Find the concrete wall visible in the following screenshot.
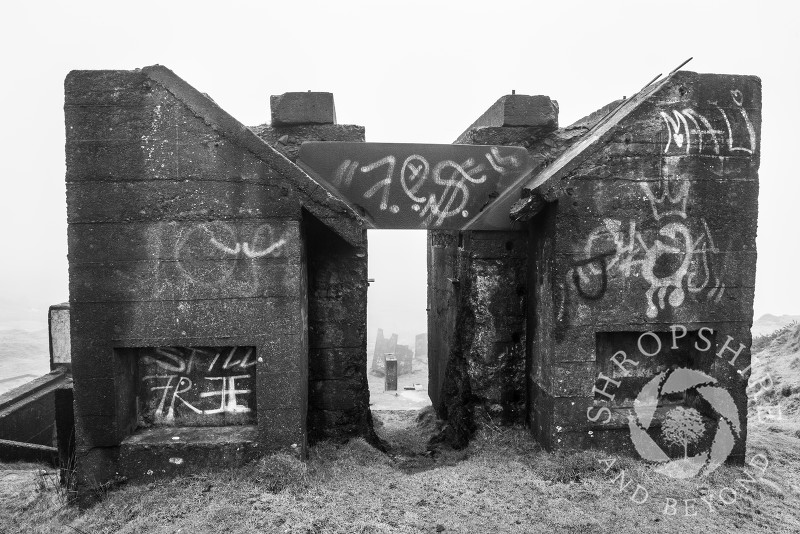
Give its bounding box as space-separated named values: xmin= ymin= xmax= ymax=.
xmin=252 ymin=99 xmax=375 ymax=444
xmin=0 ymin=372 xmax=64 ymax=446
xmin=426 ymin=95 xmax=559 ymax=444
xmin=0 ymin=370 xmax=72 ymax=466
xmin=305 ymin=215 xmax=373 ymax=443
xmin=65 ymin=68 xmax=364 ymax=492
xmin=428 ymin=230 xmax=528 ymax=445
xmin=427 ymin=230 xmax=459 ymax=414
xmin=530 ymin=72 xmax=761 ymax=462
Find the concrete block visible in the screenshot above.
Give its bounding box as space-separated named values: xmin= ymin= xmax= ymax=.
xmin=466 ymin=94 xmax=558 ymax=132
xmin=119 ymin=426 xmax=260 ymax=482
xmin=49 ymin=303 xmax=71 ymax=369
xmin=270 ymin=92 xmax=336 ymax=125
xmin=385 ymin=358 xmax=398 ymax=391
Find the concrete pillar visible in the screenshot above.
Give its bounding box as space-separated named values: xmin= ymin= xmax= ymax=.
xmin=385 ymin=357 xmax=397 ymax=391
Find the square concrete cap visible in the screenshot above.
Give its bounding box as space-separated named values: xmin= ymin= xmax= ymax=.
xmin=270 ymin=92 xmax=337 ymax=125
xmin=472 ymin=94 xmax=559 ymax=129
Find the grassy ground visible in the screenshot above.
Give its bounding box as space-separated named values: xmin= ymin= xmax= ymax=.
xmin=2 ymin=409 xmax=799 ymax=534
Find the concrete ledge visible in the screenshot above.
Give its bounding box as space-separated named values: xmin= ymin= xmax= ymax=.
xmin=0 ymin=370 xmax=68 ymax=412
xmin=0 ymin=439 xmax=58 ymax=465
xmin=119 ymin=426 xmax=262 ymax=481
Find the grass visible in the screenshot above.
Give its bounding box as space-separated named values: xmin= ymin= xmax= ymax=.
xmin=752 ymin=321 xmax=799 ymax=353
xmin=1 ymin=411 xmax=799 ymax=533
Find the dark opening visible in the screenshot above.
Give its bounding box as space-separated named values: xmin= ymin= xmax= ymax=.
xmin=131 ymin=346 xmax=257 ymax=428
xmin=593 ymin=330 xmax=718 ymax=458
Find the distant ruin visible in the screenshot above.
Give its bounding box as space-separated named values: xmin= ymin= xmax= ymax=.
xmin=370 ymin=329 xmax=414 ymax=377
xmin=55 ymin=65 xmax=759 ymax=499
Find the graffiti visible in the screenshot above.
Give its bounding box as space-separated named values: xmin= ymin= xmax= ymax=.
xmin=572 ymin=180 xmax=724 ymax=318
xmin=139 ymin=346 xmax=256 ymax=426
xmin=333 ymin=152 xmax=511 ymax=227
xmin=298 ymin=142 xmax=532 ymax=229
xmin=173 ymin=222 xmax=287 ymax=286
xmin=660 ymin=89 xmax=757 ymax=156
xmin=571 ymin=249 xmax=617 ymax=300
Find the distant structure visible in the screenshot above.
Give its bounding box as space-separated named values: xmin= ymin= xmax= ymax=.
xmin=414 ymin=333 xmax=428 ymax=360
xmin=371 ymin=329 xmax=413 ymax=376
xmin=0 ymin=303 xmax=73 ymax=471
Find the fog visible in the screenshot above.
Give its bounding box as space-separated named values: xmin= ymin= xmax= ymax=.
xmin=367 ymin=230 xmax=428 ymax=349
xmin=0 ymin=1 xmax=797 ymax=332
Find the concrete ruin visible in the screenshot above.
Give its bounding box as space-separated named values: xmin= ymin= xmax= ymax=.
xmin=62 ymin=65 xmax=760 ymax=497
xmin=371 ymin=329 xmax=413 ymax=377
xmin=0 ymin=304 xmax=74 ymax=468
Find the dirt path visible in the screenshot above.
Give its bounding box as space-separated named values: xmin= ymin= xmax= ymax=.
xmin=372 ymin=409 xmax=467 ymax=474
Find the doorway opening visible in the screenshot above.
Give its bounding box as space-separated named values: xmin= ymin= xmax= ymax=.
xmin=366 ymin=229 xmax=431 ymax=411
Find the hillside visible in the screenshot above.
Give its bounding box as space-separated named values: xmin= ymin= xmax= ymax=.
xmin=751 ymin=314 xmax=800 ymax=338
xmin=749 ymin=321 xmax=800 ymax=420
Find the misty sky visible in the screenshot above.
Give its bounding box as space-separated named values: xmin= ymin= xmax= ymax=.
xmin=0 ymin=1 xmax=797 ymax=333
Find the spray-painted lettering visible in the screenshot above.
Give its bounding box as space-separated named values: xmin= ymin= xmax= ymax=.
xmin=138 ymin=346 xmax=256 ymax=427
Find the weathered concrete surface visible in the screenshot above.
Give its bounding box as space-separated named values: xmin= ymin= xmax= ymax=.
xmin=525 ymin=71 xmax=761 ymax=464
xmin=430 ymin=231 xmax=528 ymax=447
xmin=395 ymin=344 xmax=413 ymax=375
xmin=254 ymin=98 xmax=375 ymax=446
xmin=428 ymin=92 xmax=560 ymax=446
xmin=65 ymin=66 xmax=365 ymax=498
xmin=118 ymin=426 xmax=261 ymax=482
xmin=49 ymin=303 xmax=71 ymax=370
xmin=304 ymin=214 xmax=375 ymax=444
xmin=270 ymin=92 xmax=336 ymax=126
xmin=457 ymin=94 xmax=559 ymax=138
xmin=0 ymin=371 xmax=69 ymax=448
xmin=385 ymin=358 xmax=398 ymax=391
xmin=250 ymin=123 xmax=365 ymax=164
xmin=0 ymin=439 xmax=57 ymax=465
xmin=427 ymin=231 xmax=459 ymax=414
xmin=0 ymin=364 xmax=73 ymax=471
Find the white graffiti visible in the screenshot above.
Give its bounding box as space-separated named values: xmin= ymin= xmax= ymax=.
xmin=141 ymin=346 xmax=256 ymax=373
xmin=141 ymin=347 xmax=255 ymax=424
xmin=573 ymin=180 xmax=725 ymax=318
xmin=144 ymin=374 xmax=252 ymax=423
xmin=332 ymin=150 xmax=522 ymax=227
xmin=174 ymin=222 xmax=287 ymax=286
xmin=207 ymin=237 xmax=286 ymax=258
xmin=660 ymin=89 xmax=756 ymax=156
